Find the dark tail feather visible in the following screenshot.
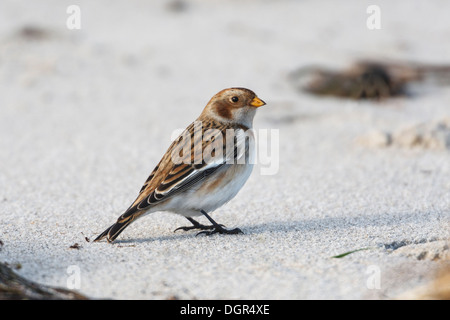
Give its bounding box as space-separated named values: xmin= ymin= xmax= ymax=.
xmin=94 ymin=216 xmax=134 ymax=243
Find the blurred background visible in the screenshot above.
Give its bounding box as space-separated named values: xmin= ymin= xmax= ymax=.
xmin=1 ymin=0 xmax=449 ymax=191
xmin=0 ymin=0 xmax=449 ymax=299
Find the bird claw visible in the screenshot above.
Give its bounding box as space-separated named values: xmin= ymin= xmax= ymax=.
xmin=173 ymin=226 xmax=196 ymax=232
xmin=196 ymin=226 xmax=243 ymax=236
xmin=175 ymin=213 xmax=242 ymax=236
xmin=173 ymin=224 xmax=220 ymax=233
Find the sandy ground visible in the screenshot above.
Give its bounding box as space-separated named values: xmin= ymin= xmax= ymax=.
xmin=1 ymin=0 xmax=449 ymax=299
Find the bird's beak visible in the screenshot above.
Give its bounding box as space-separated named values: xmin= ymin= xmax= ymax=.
xmin=250 ymin=96 xmax=266 ymax=107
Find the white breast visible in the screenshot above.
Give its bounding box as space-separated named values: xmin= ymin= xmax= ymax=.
xmin=152 ymin=128 xmax=256 ymax=217
xmin=157 ymin=163 xmax=253 ymax=217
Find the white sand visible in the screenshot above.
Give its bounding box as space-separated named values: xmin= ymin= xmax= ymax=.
xmin=0 ymin=0 xmax=449 ymax=299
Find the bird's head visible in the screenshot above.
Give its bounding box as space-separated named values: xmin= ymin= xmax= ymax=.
xmin=201 ymin=87 xmax=266 ymax=127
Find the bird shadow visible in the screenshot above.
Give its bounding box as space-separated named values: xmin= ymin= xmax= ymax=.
xmin=113 ymin=231 xmax=194 ymax=245
xmin=111 ymin=210 xmax=440 ymax=245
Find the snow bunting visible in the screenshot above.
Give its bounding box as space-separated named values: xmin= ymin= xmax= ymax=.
xmin=94 ymin=88 xmax=266 ymax=243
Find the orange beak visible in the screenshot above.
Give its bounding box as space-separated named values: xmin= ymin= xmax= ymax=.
xmin=250 ymin=96 xmax=266 ymax=107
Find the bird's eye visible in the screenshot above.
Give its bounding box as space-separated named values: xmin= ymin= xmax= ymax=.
xmin=231 ymin=96 xmax=239 ymax=103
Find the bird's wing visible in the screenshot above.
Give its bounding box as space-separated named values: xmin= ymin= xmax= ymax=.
xmin=118 ymin=120 xmax=250 ymax=219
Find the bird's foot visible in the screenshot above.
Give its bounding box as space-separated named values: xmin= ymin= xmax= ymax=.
xmin=196 ymin=225 xmax=243 ymax=236
xmin=174 ymin=223 xmax=215 ymax=232
xmin=174 ymin=217 xmax=223 ymax=233
xmin=195 ymin=210 xmax=243 ymax=236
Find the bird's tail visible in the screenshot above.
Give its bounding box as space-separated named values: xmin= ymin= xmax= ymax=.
xmin=94 ymin=215 xmax=135 ymax=243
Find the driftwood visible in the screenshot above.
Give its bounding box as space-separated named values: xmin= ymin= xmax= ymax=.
xmin=289 ymin=60 xmax=450 ymax=100
xmin=0 ymin=262 xmax=88 ymax=300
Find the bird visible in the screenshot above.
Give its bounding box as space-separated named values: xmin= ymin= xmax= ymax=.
xmin=94 ymin=87 xmax=266 ymax=243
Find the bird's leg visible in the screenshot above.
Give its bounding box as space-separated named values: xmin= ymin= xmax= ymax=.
xmin=196 ymin=210 xmax=243 ymax=236
xmin=173 ymin=217 xmax=216 ymax=233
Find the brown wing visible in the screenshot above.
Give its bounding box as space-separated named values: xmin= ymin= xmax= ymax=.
xmin=117 ymin=119 xmax=246 ymax=220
